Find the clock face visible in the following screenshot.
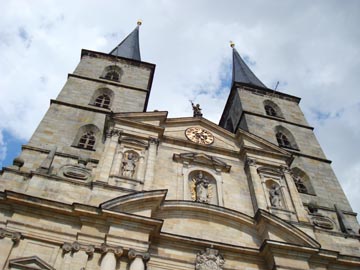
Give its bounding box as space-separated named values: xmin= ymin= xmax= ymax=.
xmin=185 ymin=127 xmax=214 ymax=145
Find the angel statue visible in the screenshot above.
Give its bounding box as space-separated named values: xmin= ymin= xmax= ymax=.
xmin=191 ymin=172 xmax=211 ymax=203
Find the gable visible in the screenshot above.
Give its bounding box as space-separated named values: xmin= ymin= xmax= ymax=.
xmin=9 ymin=256 xmax=55 ymax=270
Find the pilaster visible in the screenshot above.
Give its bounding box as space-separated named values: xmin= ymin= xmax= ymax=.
xmin=143 ymin=138 xmax=159 ymax=190
xmin=0 ymin=228 xmax=21 ymax=269
xmin=245 ymin=158 xmax=267 ymax=211
xmin=281 ymin=165 xmax=309 ymax=222
xmin=128 ymin=249 xmax=150 ymax=270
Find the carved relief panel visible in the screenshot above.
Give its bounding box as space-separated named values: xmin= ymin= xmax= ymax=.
xmin=195 ymin=247 xmax=225 ymax=270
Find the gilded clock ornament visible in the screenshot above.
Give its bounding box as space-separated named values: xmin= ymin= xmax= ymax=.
xmin=185 ymin=127 xmax=214 ymax=145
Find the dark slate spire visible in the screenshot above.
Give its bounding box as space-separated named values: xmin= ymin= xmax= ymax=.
xmin=109 ymin=21 xmax=142 ymax=61
xmin=231 ymin=43 xmax=266 ymax=88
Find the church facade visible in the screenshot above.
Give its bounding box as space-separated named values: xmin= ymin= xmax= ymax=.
xmin=0 ymin=23 xmax=359 ymax=270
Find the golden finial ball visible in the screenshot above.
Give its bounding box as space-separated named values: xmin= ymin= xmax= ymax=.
xmin=137 ymin=20 xmax=142 ymax=26
xmin=230 ymin=41 xmax=235 ymax=48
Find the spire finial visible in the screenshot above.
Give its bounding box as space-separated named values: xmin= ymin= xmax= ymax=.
xmin=137 ymin=20 xmax=142 ymax=26
xmin=230 ymin=41 xmax=235 ymax=48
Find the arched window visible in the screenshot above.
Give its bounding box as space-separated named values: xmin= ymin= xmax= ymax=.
xmin=101 ymin=65 xmax=122 ymax=82
xmin=265 ymin=105 xmax=277 ymax=117
xmin=291 ymin=167 xmax=315 ymax=195
xmin=94 ymin=94 xmax=111 ymax=109
xmin=90 ymin=88 xmax=114 ymax=110
xmin=274 ymin=126 xmax=298 ymax=150
xmin=78 ymin=131 xmax=96 ymax=150
xmin=73 ymin=124 xmax=100 ymax=151
xmin=263 ymin=100 xmax=283 ymax=118
xmin=276 ymin=132 xmax=291 ymax=148
xmin=105 ymin=70 xmax=119 ymax=81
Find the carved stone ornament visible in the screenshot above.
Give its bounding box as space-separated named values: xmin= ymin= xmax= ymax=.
xmin=311 ymin=216 xmax=334 ymax=230
xmin=195 ymin=248 xmax=224 ymax=270
xmin=60 ymin=165 xmax=91 ymax=180
xmin=107 ymin=128 xmax=122 ymax=138
xmin=185 ymin=127 xmax=214 ymax=145
xmin=245 ymin=157 xmax=256 ymax=167
xmin=128 ymin=249 xmax=150 ymax=261
xmin=100 ymin=243 xmax=124 ymax=257
xmin=0 ymin=228 xmax=21 ymax=242
xmin=62 ymin=241 xmax=95 ymax=256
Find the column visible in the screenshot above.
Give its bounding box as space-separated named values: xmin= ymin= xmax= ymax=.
xmin=137 ymin=151 xmax=147 ymax=182
xmin=143 ymin=138 xmax=158 ymax=190
xmin=60 ymin=243 xmax=72 ymax=270
xmin=128 ymin=249 xmax=150 ymax=270
xmin=281 ymin=166 xmax=309 ymax=222
xmin=0 ymin=228 xmax=21 ymax=269
xmin=245 ymin=158 xmax=267 ymax=211
xmin=96 ymin=128 xmax=121 ymax=183
xmin=110 ymin=147 xmax=124 ymax=176
xmin=100 ymin=244 xmax=123 ymax=270
xmin=69 ymin=242 xmax=95 ymax=270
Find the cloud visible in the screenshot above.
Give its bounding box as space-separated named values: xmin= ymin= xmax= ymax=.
xmin=0 ymin=0 xmax=359 ymax=218
xmin=0 ymin=132 xmax=7 ymax=167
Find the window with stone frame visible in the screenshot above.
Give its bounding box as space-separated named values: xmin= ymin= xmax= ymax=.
xmin=263 ymin=100 xmax=284 ymax=118
xmin=265 ymin=105 xmax=277 ymax=117
xmin=78 ymin=131 xmax=96 ymax=150
xmin=276 ymin=132 xmax=293 ymax=148
xmin=274 ymin=126 xmax=298 ymax=150
xmin=102 ymin=65 xmax=122 ymax=82
xmin=291 ymin=167 xmax=315 ymax=195
xmin=104 ymin=70 xmax=120 ymax=81
xmin=94 ymin=94 xmax=111 ymax=109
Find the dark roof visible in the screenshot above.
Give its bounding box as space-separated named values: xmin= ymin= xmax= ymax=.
xmin=232 ymin=47 xmax=266 ymax=88
xmin=109 ymin=26 xmax=141 ymax=61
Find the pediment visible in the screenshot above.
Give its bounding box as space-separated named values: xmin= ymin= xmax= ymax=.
xmin=9 ymin=256 xmax=55 ymax=270
xmin=164 ymin=117 xmax=238 ymax=151
xmin=173 ymin=152 xmax=231 ymax=172
xmin=155 ymin=201 xmax=320 ymax=250
xmin=100 ymin=189 xmax=167 ymax=217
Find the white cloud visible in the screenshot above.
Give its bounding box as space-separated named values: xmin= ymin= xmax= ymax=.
xmin=0 ymin=0 xmax=359 ymax=217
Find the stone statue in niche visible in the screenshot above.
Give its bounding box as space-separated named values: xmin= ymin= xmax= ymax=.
xmin=269 ymin=184 xmax=282 ymax=207
xmin=195 ymin=247 xmax=224 ymax=270
xmin=121 ymin=152 xmax=138 ymax=178
xmin=191 ymin=171 xmax=212 ymax=203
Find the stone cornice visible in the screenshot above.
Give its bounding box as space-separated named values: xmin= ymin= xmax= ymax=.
xmin=21 ymin=144 xmax=100 ymax=164
xmin=239 ymin=110 xmax=314 ymax=130
xmin=69 ymin=73 xmax=150 ymax=93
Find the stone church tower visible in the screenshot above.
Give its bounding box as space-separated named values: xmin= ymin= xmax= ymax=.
xmin=0 ymin=23 xmax=359 ymax=270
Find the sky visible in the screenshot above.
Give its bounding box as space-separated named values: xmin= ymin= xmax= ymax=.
xmin=0 ymin=1 xmax=359 ymax=217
